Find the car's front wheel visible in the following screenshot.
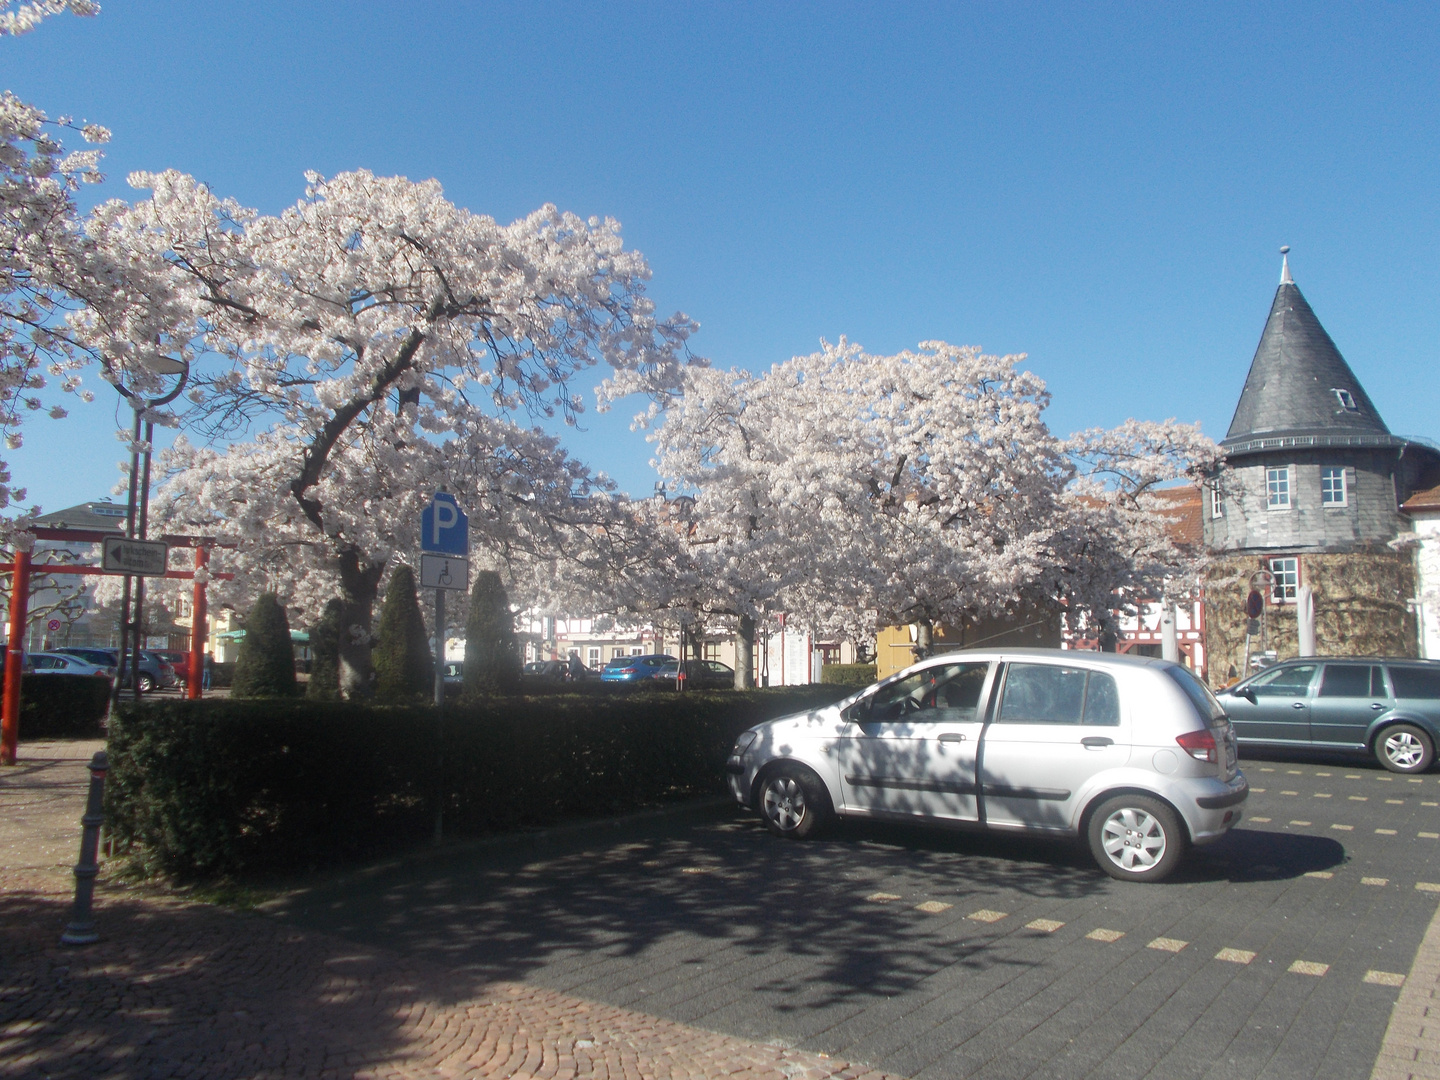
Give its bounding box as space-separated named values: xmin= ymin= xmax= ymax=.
xmin=1087 ymin=794 xmax=1187 ymax=883
xmin=757 ymin=764 xmax=832 ymax=840
xmin=1376 ymin=723 xmax=1435 ymax=774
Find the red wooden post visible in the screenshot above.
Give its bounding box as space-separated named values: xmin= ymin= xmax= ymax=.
xmin=187 ymin=545 xmax=208 ymax=700
xmin=2 ymin=548 xmax=31 ymax=765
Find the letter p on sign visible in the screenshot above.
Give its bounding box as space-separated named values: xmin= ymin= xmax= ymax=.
xmin=420 ymin=492 xmax=469 ymax=556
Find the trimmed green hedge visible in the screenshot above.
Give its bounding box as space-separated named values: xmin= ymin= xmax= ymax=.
xmin=821 ymin=663 xmax=877 ymax=687
xmin=2 ymin=674 xmax=112 ymax=738
xmin=104 ymin=685 xmax=850 ymax=879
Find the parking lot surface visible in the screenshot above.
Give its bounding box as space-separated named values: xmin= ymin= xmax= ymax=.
xmin=269 ymin=754 xmax=1440 ymax=1080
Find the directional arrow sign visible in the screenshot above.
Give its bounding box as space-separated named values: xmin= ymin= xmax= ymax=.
xmin=101 ymin=537 xmax=169 ymax=577
xmin=420 ymin=553 xmax=469 ymax=591
xmin=420 ymin=492 xmax=469 ymax=556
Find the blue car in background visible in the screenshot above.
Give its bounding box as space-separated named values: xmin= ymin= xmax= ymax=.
xmin=600 ymin=654 xmax=676 ymax=683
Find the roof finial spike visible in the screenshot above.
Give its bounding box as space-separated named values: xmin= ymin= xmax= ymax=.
xmin=1280 ymin=245 xmax=1293 ymax=285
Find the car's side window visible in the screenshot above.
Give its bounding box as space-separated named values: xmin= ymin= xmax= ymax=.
xmin=855 ymin=663 xmax=984 ymax=723
xmin=31 ymin=656 xmax=55 ymax=669
xmin=1389 ymin=667 xmax=1440 ymax=700
xmin=1250 ymin=664 xmax=1317 ymax=697
xmin=1083 ymin=672 xmax=1121 ymax=726
xmin=996 ymin=664 xmax=1120 ymax=726
xmin=998 ymin=664 xmax=1086 ymax=724
xmin=1319 ymin=665 xmax=1372 ymax=698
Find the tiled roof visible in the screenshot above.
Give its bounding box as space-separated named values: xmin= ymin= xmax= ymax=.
xmin=1402 ymin=484 xmax=1440 ymax=512
xmin=1149 ymin=485 xmax=1202 ymax=548
xmin=1223 ymin=281 xmax=1392 ymax=450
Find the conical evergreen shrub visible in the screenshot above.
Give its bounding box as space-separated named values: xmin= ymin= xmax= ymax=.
xmin=305 ymin=598 xmax=344 ymax=701
xmin=231 ymin=592 xmax=297 ymax=698
xmin=374 ymin=565 xmax=433 ymax=702
xmin=463 ymin=570 xmax=519 ymax=697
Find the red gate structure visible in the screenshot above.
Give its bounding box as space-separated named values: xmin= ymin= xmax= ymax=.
xmin=0 ymin=528 xmax=234 ymax=765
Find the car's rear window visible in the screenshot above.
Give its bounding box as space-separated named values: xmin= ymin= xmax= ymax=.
xmin=1166 ymin=665 xmax=1226 ymax=723
xmin=1389 ymin=666 xmax=1440 ymax=700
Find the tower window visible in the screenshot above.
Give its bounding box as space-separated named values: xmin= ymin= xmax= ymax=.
xmin=1210 ymin=485 xmax=1223 ymax=519
xmin=1332 ymin=388 xmax=1359 ymax=411
xmin=1321 ymin=467 xmax=1348 ymax=507
xmin=1266 ymin=467 xmax=1291 ymax=509
xmin=1268 ymin=557 xmax=1299 ymax=603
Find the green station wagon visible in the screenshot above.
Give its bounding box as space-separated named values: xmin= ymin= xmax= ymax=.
xmin=1216 ymin=658 xmax=1440 ymax=773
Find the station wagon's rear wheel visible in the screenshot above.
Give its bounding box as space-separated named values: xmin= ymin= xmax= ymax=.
xmin=1376 ymin=724 xmax=1435 ymax=774
xmin=758 ymin=765 xmax=831 ymax=840
xmin=1087 ymin=795 xmax=1186 ymax=883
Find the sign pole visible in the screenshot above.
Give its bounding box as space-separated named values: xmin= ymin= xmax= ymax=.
xmin=433 ymin=585 xmax=445 ymax=845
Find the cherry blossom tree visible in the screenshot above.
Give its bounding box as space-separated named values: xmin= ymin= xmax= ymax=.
xmin=651 ymin=340 xmax=1219 ymax=665
xmin=84 ymin=169 xmax=698 ymax=694
xmin=650 ymin=339 xmax=1071 ymax=663
xmin=0 ymin=0 xmax=106 ymax=529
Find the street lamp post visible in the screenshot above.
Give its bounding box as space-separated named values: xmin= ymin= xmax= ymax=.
xmin=107 ymin=355 xmax=188 ymax=711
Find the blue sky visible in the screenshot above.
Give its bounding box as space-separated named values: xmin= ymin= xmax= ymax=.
xmin=7 ymin=1 xmax=1439 ymax=509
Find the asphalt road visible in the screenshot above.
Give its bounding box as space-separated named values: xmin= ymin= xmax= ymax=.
xmin=267 ymin=752 xmax=1440 ymax=1080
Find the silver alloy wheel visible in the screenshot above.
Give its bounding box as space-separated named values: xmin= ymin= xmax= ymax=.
xmin=1383 ymin=730 xmax=1426 ymax=770
xmin=1099 ymin=806 xmax=1168 ymax=873
xmin=762 ymin=775 xmax=807 ymax=833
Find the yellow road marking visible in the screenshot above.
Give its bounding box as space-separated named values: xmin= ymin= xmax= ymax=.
xmin=1365 ymin=971 xmax=1406 ymax=987
xmin=1148 ymin=937 xmax=1188 ymax=952
xmin=1087 ymin=928 xmax=1125 ymax=942
xmin=1289 ymin=960 xmax=1329 ymax=976
xmin=915 ymin=900 xmax=952 ymax=914
xmin=1216 ymin=948 xmax=1256 ymax=964
xmin=967 ymin=909 xmax=1008 ymax=923
xmin=1026 ymin=918 xmax=1064 ymax=933
xmin=866 ymin=892 xmax=902 ymax=903
xmin=1362 ymin=877 xmax=1389 ymax=886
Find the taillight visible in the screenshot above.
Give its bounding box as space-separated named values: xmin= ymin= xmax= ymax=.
xmin=1176 ymin=729 xmax=1218 ymax=764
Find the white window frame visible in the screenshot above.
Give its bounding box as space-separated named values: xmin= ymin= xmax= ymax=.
xmin=1320 ymin=466 xmax=1347 ymax=507
xmin=1269 ymin=556 xmax=1299 ymax=603
xmin=1210 ymin=485 xmax=1223 ymax=519
xmin=1332 ymin=388 xmax=1359 ymax=411
xmin=587 ymin=646 xmax=600 ymax=667
xmin=1266 ymin=466 xmax=1291 ymax=510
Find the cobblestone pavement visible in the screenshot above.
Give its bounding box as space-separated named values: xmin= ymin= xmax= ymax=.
xmin=270 ymin=753 xmax=1440 ymax=1080
xmin=0 ymin=741 xmax=899 ymax=1080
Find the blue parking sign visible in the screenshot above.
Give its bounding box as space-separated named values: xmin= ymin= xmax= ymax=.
xmin=420 ymin=492 xmax=469 ymax=555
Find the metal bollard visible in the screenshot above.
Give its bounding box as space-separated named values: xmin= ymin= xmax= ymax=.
xmin=60 ymin=750 xmax=107 ymax=946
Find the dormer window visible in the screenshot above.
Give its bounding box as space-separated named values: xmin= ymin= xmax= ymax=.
xmin=1332 ymin=388 xmax=1359 ymax=412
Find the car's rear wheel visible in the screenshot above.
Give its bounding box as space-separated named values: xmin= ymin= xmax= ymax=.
xmin=137 ymin=674 xmax=156 ymax=693
xmin=1087 ymin=794 xmax=1187 ymax=883
xmin=758 ymin=764 xmax=831 ymax=840
xmin=1376 ymin=724 xmax=1435 ymax=774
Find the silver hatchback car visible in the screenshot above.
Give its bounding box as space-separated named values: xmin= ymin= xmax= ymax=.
xmin=727 ymin=649 xmax=1247 ymax=882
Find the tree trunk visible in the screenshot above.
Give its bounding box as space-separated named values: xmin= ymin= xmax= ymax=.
xmin=914 ymin=620 xmax=934 ymax=663
xmin=735 ymin=614 xmax=755 ymax=689
xmin=336 ymin=546 xmax=385 ymax=699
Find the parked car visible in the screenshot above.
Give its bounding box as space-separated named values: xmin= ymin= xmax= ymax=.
xmin=150 ymin=650 xmax=191 ymax=682
xmin=55 ymin=648 xmax=177 ymax=693
xmin=524 ymin=660 xmax=571 ymax=682
xmin=653 ymin=659 xmax=736 ymax=690
xmin=1216 ymin=656 xmax=1440 ymax=773
xmin=599 ymin=654 xmax=677 ymax=683
xmin=26 ymin=651 xmax=113 ymax=677
xmin=727 ymin=648 xmax=1246 ymax=882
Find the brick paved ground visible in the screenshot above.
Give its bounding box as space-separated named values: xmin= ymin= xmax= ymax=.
xmin=273 ymin=754 xmax=1440 ymax=1080
xmin=0 ymin=740 xmax=900 ymax=1080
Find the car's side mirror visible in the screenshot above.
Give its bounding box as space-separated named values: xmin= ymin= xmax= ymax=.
xmin=842 ymin=697 xmax=872 ymax=724
xmin=1233 ymin=687 xmax=1256 ymax=704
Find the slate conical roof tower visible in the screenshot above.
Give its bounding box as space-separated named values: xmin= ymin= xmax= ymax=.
xmin=1205 ymin=250 xmax=1439 ymax=559
xmin=1221 ymin=252 xmax=1399 ymax=453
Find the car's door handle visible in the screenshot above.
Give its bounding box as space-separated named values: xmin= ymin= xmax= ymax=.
xmin=938 ymin=733 xmax=966 ymax=743
xmin=1082 ymin=737 xmax=1113 ymax=748
xmin=1292 ymin=702 xmax=1307 ymax=710
xmin=1372 ymin=703 xmax=1386 ymax=710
